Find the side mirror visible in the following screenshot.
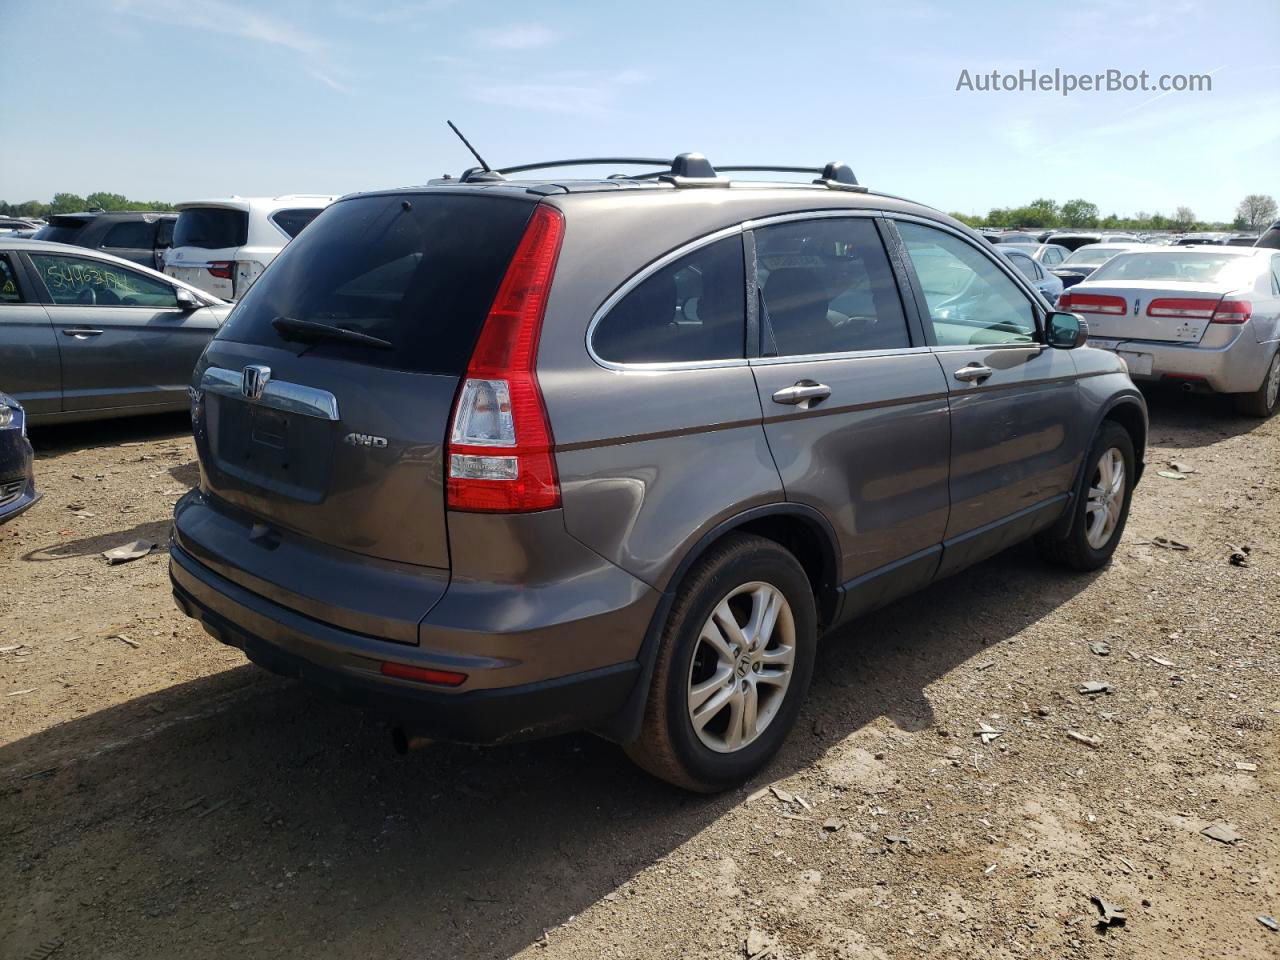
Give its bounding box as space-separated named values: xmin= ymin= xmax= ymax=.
xmin=1045 ymin=311 xmax=1087 ymax=349
xmin=175 ymin=288 xmax=201 ymax=311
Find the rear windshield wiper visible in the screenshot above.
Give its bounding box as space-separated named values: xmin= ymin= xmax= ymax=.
xmin=271 ymin=316 xmax=394 ymax=351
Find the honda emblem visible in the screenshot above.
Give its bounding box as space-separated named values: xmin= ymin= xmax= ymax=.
xmin=241 ymin=364 xmax=271 ymax=401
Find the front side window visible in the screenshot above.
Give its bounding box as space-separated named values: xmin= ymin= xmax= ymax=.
xmin=1042 ymin=247 xmax=1063 ymax=265
xmin=755 ymin=217 xmax=910 ymax=356
xmin=592 ymin=235 xmax=745 ymax=364
xmin=897 ymin=221 xmax=1036 ymax=346
xmin=101 ymin=220 xmax=156 ymax=249
xmin=0 ymin=255 xmax=24 ymax=303
xmin=271 ymin=208 xmax=324 ymax=239
xmin=30 ymin=253 xmax=179 ymax=308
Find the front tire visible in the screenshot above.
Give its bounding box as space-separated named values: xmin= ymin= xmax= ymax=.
xmin=1234 ymin=350 xmax=1280 ymax=418
xmin=1037 ymin=421 xmax=1136 ymax=571
xmin=625 ymin=534 xmax=817 ymax=792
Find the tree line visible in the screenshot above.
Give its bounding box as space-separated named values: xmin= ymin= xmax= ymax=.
xmin=0 ymin=193 xmax=176 ymax=218
xmin=949 ymin=194 xmax=1277 ymax=234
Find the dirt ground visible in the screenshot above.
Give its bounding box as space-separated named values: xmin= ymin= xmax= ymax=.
xmin=1 ymin=391 xmax=1277 ymax=960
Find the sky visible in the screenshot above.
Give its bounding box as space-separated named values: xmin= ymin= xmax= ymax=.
xmin=1 ymin=0 xmax=1277 ymax=221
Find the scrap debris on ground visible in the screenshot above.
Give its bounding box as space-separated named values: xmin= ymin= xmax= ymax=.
xmin=1 ymin=396 xmax=1277 ymax=959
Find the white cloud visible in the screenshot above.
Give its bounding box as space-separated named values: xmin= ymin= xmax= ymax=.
xmin=473 ymin=24 xmax=559 ymax=50
xmin=113 ymin=0 xmax=347 ymax=90
xmin=332 ymin=0 xmax=457 ymax=24
xmin=470 ymin=69 xmax=646 ymax=116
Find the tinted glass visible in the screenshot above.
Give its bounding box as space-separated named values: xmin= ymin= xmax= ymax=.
xmin=156 ymin=219 xmax=174 ymax=247
xmin=173 ymin=207 xmax=249 ymax=249
xmin=1089 ymin=251 xmax=1250 ymax=283
xmin=33 ymin=224 xmax=84 ymax=244
xmin=898 ymin=221 xmax=1036 ymax=346
xmin=271 ymin=208 xmax=323 ymax=239
xmin=1006 ymin=252 xmax=1039 ymax=280
xmin=217 ymin=194 xmax=534 ymax=375
xmin=756 ymin=218 xmax=909 ymax=355
xmin=102 ymin=220 xmax=156 ymax=249
xmin=30 ymin=253 xmax=179 ymax=308
xmin=0 ymin=255 xmax=23 ymax=303
xmin=593 ymin=235 xmax=745 ymax=364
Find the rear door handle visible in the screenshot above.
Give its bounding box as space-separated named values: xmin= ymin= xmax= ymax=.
xmin=953 ymin=363 xmax=992 ymax=383
xmin=62 ymin=328 xmax=104 ymax=338
xmin=771 ymin=381 xmax=831 ymax=407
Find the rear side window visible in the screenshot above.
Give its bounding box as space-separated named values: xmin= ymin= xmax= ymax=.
xmin=173 ymin=207 xmax=249 ymax=249
xmin=592 ymin=235 xmax=745 ymax=365
xmin=102 ymin=220 xmax=157 ymax=249
xmin=216 ymin=194 xmax=535 ymax=375
xmin=756 ymin=218 xmax=909 ymax=356
xmin=270 ymin=208 xmax=323 ymax=239
xmin=157 ymin=219 xmax=174 ymax=247
xmin=0 ymin=255 xmax=24 ymax=303
xmin=1007 ymin=252 xmax=1039 ymax=280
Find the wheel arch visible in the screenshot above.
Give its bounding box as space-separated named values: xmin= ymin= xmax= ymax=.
xmin=597 ymin=502 xmax=841 ymax=744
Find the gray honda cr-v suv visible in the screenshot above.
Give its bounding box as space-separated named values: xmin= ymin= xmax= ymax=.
xmin=170 ymin=154 xmax=1146 ymax=791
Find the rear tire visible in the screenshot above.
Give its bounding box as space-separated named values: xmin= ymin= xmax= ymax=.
xmin=1234 ymin=350 xmax=1280 ymax=418
xmin=1037 ymin=421 xmax=1136 ymax=572
xmin=624 ymin=534 xmax=817 ymax=792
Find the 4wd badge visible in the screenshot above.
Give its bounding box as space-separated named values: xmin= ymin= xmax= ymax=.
xmin=344 ymin=432 xmax=388 ymax=448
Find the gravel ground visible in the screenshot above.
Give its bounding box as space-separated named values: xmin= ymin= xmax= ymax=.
xmin=1 ymin=391 xmax=1277 ymax=960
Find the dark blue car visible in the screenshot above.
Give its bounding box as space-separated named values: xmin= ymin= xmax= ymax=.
xmin=0 ymin=391 xmax=39 ymax=523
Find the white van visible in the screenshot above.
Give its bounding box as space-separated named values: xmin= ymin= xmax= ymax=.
xmin=164 ymin=195 xmax=337 ymax=300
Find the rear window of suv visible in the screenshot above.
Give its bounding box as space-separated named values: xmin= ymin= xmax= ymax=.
xmin=173 ymin=207 xmax=249 ymax=249
xmin=215 ymin=194 xmax=535 ymax=375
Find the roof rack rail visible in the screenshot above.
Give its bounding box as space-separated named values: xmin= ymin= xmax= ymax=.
xmin=633 ymin=161 xmax=866 ymax=192
xmin=455 ymin=154 xmax=865 ymax=192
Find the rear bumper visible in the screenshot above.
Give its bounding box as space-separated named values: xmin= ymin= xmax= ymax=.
xmin=170 ymin=542 xmax=641 ymax=743
xmin=1089 ymin=334 xmax=1274 ymax=393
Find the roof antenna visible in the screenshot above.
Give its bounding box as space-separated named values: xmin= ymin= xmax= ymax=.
xmin=447 ymin=120 xmax=491 ymax=173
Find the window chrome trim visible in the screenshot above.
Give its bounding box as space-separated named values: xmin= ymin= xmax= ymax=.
xmin=585 ymin=209 xmax=890 ymax=373
xmin=199 ymin=366 xmax=340 ymax=420
xmin=749 ymin=344 xmax=931 ymax=366
xmin=586 ymin=223 xmax=749 ymax=372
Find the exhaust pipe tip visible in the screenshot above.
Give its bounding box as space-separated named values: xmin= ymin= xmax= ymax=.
xmin=1181 ymin=381 xmax=1195 ymax=393
xmin=391 ymin=727 xmax=432 ymax=755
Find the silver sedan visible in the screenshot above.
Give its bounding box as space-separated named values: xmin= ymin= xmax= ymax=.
xmin=1060 ymin=246 xmax=1280 ymax=416
xmin=0 ymin=239 xmax=231 ymax=424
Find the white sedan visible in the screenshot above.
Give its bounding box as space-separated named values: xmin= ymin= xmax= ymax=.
xmin=1059 ymin=246 xmax=1280 ymax=416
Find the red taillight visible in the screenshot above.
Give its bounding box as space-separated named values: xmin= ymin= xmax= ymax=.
xmin=379 ymin=661 xmax=467 ymax=687
xmin=1146 ymin=297 xmax=1218 ymax=320
xmin=207 ymin=261 xmax=234 ymax=280
xmin=446 ymin=205 xmax=564 ymax=513
xmin=1210 ymin=300 xmax=1251 ymax=324
xmin=1059 ymin=292 xmax=1126 ymax=315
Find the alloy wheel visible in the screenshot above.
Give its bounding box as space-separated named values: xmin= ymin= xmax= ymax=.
xmin=686 ymin=581 xmax=796 ymax=753
xmin=1085 ymin=447 xmax=1126 ymax=549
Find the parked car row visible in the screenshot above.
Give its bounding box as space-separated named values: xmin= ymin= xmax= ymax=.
xmin=0 ymin=239 xmax=231 ymax=423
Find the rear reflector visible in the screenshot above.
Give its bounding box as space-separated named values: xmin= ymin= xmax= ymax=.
xmin=207 ymin=261 xmax=234 ymax=280
xmin=1059 ymin=292 xmax=1126 ymax=315
xmin=1210 ymin=300 xmax=1251 ymax=324
xmin=1146 ymin=297 xmax=1218 ymax=319
xmin=447 ymin=205 xmax=565 ymax=513
xmin=379 ymin=661 xmax=467 ymax=687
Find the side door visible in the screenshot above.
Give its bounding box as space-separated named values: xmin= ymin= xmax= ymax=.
xmin=746 ymin=214 xmax=952 ymax=618
xmin=892 ymin=218 xmax=1088 ymax=576
xmin=0 ymin=251 xmax=62 ymax=416
xmin=98 ymin=218 xmax=159 ymax=268
xmin=24 ymin=250 xmax=215 ymax=413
